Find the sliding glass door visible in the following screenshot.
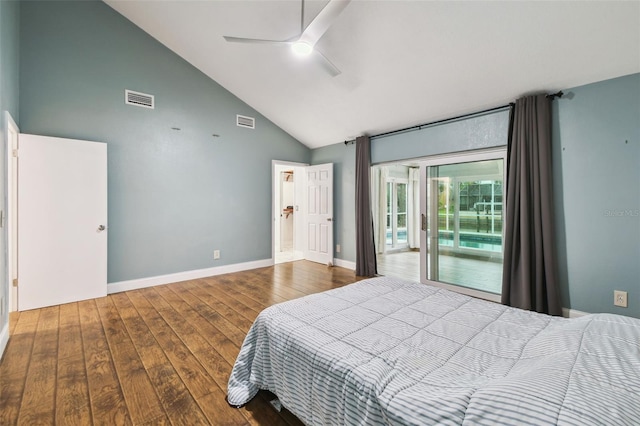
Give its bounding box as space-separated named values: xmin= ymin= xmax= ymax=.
xmin=420 ymin=150 xmax=506 ymax=300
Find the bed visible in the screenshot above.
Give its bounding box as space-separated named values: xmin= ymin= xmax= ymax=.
xmin=227 ymin=277 xmax=640 ymax=425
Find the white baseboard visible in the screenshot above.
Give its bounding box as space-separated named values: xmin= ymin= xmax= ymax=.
xmin=0 ymin=322 xmax=8 ymax=360
xmin=562 ymin=307 xmax=589 ymax=318
xmin=108 ymin=258 xmax=273 ymax=294
xmin=333 ymin=258 xmax=356 ymax=270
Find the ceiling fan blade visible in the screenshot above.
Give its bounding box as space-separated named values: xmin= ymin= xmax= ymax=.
xmin=223 ymin=36 xmax=290 ymax=45
xmin=300 ymin=0 xmax=351 ymax=46
xmin=314 ymin=49 xmax=341 ymax=77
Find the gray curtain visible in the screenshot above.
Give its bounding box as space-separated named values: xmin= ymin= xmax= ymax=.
xmin=355 ymin=136 xmax=377 ymax=276
xmin=501 ymin=94 xmax=562 ymax=315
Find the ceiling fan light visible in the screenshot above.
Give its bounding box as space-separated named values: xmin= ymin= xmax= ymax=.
xmin=291 ymin=41 xmax=313 ymax=56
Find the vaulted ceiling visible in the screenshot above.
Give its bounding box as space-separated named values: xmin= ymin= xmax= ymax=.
xmin=105 ymin=1 xmax=640 ymax=149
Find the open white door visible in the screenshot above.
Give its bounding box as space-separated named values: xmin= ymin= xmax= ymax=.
xmin=6 ymin=113 xmax=19 ymax=312
xmin=304 ymin=163 xmax=334 ymax=265
xmin=18 ymin=134 xmax=107 ymax=311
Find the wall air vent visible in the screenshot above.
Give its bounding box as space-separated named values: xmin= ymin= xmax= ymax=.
xmin=125 ymin=89 xmax=154 ymax=109
xmin=236 ymin=114 xmax=255 ymax=129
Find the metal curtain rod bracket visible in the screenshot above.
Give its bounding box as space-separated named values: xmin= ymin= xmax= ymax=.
xmin=344 ymin=139 xmax=355 ymax=145
xmin=546 ymin=91 xmax=564 ymax=100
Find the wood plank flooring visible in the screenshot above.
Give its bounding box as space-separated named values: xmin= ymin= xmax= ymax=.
xmin=0 ymin=261 xmax=358 ymax=425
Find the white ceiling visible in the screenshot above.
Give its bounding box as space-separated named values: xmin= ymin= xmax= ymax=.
xmin=105 ymin=0 xmax=640 ymax=149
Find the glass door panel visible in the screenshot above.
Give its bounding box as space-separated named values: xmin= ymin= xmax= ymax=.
xmin=422 ymin=154 xmax=505 ymax=297
xmin=396 ymin=183 xmax=407 ymax=244
xmin=386 ymin=182 xmax=392 ymax=245
xmin=386 ymin=179 xmax=409 ymax=249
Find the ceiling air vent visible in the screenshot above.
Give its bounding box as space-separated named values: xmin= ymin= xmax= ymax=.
xmin=236 ymin=114 xmax=255 ymax=129
xmin=125 ymin=89 xmax=154 ymax=109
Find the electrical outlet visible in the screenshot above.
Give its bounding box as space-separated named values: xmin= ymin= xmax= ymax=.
xmin=614 ymin=290 xmax=628 ymax=308
xmin=214 ymin=250 xmax=220 ymax=260
xmin=336 ymin=244 xmax=341 ymax=253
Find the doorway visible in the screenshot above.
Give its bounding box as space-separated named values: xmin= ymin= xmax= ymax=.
xmin=372 ymin=163 xmax=421 ymax=279
xmin=273 ymin=161 xmax=306 ymax=264
xmin=371 ymin=149 xmax=505 ymax=301
xmin=272 ymin=161 xmax=334 ymax=266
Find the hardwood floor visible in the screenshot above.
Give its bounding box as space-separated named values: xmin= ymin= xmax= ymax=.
xmin=0 ymin=261 xmax=357 ymax=425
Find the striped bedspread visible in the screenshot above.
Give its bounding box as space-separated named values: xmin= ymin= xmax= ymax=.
xmin=227 ymin=277 xmax=640 ymax=425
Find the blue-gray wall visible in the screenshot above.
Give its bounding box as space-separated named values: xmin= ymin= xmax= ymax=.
xmin=553 ymin=73 xmax=639 ymax=317
xmin=19 ymin=1 xmax=310 ymax=284
xmin=371 ymin=110 xmax=510 ymax=164
xmin=0 ymin=0 xmax=20 ymax=340
xmin=312 ymin=74 xmax=639 ymax=317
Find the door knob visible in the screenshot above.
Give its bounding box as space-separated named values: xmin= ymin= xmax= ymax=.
xmin=97 ymin=225 xmax=106 ymax=232
xmin=327 ymin=218 xmax=332 ymax=222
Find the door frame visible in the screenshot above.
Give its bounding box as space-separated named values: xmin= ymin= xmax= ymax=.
xmin=272 ymin=160 xmax=308 ymax=264
xmin=5 ymin=112 xmax=19 ymax=312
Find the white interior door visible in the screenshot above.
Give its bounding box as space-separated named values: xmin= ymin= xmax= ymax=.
xmin=18 ymin=134 xmax=108 ymax=311
xmin=304 ymin=163 xmax=334 ymax=265
xmin=6 ymin=113 xmax=19 ymax=311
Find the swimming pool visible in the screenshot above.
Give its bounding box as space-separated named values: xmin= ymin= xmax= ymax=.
xmin=438 ymin=231 xmax=502 ymax=252
xmin=387 ymin=229 xmax=502 ymax=252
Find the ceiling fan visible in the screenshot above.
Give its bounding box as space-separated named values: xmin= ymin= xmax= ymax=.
xmin=223 ymin=0 xmax=351 ymax=77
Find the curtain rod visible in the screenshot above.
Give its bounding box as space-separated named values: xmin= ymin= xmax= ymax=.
xmin=344 ymin=104 xmax=512 ymax=145
xmin=344 ymin=91 xmax=564 ymax=146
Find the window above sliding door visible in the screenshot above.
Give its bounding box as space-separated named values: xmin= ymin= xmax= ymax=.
xmin=420 ymin=149 xmax=506 ymax=302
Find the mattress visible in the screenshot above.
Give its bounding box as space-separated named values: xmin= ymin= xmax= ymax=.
xmin=227 ymin=276 xmax=640 ymax=425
